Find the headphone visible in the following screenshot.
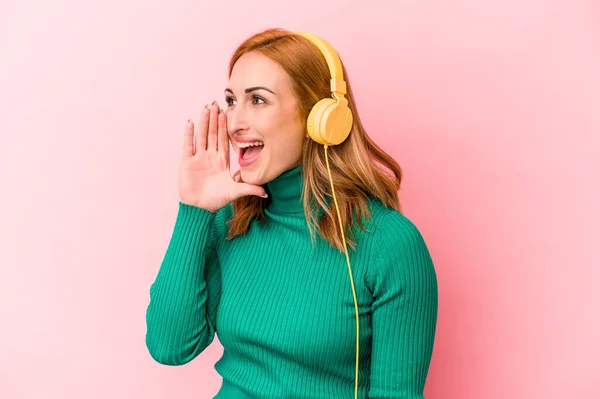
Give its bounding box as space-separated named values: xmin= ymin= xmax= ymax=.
xmin=294 ymin=31 xmax=360 ymax=399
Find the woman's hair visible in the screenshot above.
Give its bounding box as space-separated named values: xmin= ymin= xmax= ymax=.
xmin=226 ymin=27 xmax=403 ymax=252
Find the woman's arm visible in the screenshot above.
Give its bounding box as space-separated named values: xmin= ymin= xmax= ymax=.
xmin=145 ymin=201 xmax=224 ymax=366
xmin=367 ymin=211 xmax=438 ymax=398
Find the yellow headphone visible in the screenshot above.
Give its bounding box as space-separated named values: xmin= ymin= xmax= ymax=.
xmin=294 ymin=31 xmax=360 ymax=399
xmin=295 ymin=32 xmax=354 ymax=146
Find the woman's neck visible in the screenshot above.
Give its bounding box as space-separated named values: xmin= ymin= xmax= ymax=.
xmin=265 ymin=165 xmax=304 ymax=215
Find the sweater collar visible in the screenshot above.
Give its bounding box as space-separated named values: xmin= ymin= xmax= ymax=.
xmin=265 ymin=165 xmax=304 ymax=215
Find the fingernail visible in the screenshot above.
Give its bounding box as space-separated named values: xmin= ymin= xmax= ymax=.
xmin=205 ymin=104 xmax=210 ymax=109
xmin=211 ymin=100 xmax=216 ymax=106
xmin=260 ymin=193 xmax=268 ymax=198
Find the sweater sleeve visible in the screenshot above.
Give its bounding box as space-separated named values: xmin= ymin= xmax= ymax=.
xmin=366 ymin=211 xmax=438 ymax=398
xmin=145 ymin=201 xmax=224 ymax=366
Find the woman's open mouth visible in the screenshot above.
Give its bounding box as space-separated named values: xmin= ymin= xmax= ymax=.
xmin=238 ymin=142 xmax=264 ymax=167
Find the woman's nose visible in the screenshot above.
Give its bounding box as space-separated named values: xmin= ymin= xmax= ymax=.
xmin=227 ymin=105 xmax=249 ymax=134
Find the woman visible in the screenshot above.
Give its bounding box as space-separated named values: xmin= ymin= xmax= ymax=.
xmin=145 ymin=28 xmax=438 ymax=399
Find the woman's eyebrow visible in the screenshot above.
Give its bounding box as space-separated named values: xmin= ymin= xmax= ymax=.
xmin=224 ymin=86 xmax=276 ymax=95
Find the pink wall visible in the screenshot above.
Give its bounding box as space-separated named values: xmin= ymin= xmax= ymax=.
xmin=1 ymin=0 xmax=598 ymax=398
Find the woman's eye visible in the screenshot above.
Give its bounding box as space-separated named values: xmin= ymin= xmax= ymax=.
xmin=225 ymin=95 xmax=265 ymax=106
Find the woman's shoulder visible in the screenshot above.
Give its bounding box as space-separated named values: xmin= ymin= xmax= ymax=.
xmin=365 ymin=197 xmax=428 ymax=249
xmin=364 ymin=197 xmax=436 ymax=287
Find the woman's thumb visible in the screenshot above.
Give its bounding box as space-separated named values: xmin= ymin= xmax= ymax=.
xmin=234 ymin=183 xmax=268 ymax=199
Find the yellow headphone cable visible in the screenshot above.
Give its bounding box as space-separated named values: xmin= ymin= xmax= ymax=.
xmin=294 ymin=31 xmax=360 ymax=399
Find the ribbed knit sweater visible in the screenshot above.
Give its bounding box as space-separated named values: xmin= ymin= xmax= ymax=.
xmin=145 ymin=165 xmax=438 ymax=398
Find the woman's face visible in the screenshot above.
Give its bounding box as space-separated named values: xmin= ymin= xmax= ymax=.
xmin=225 ymin=51 xmax=305 ymax=186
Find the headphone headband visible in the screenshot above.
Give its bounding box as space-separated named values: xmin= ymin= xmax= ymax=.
xmin=295 ymin=32 xmax=347 ymax=96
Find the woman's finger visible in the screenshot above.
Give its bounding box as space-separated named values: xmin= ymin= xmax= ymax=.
xmin=183 ymin=119 xmax=194 ymax=157
xmin=218 ymin=109 xmax=229 ymax=166
xmin=207 ymin=101 xmax=219 ymax=151
xmin=195 ymin=106 xmax=210 ymax=153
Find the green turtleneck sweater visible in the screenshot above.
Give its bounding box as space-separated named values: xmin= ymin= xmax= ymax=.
xmin=145 ymin=165 xmax=438 ymax=398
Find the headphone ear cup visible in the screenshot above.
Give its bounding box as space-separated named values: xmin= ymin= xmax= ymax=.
xmin=325 ymin=102 xmax=353 ymax=146
xmin=307 ymin=98 xmax=353 ymax=146
xmin=306 ymin=98 xmax=335 ymax=145
xmin=306 ymin=104 xmax=318 ymax=143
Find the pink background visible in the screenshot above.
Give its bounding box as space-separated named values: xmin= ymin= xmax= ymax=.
xmin=1 ymin=0 xmax=599 ymax=398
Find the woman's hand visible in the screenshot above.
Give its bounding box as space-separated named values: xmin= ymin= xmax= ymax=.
xmin=179 ymin=101 xmax=267 ymax=212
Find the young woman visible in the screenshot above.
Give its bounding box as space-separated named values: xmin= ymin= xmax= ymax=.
xmin=146 ymin=28 xmax=438 ymax=399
